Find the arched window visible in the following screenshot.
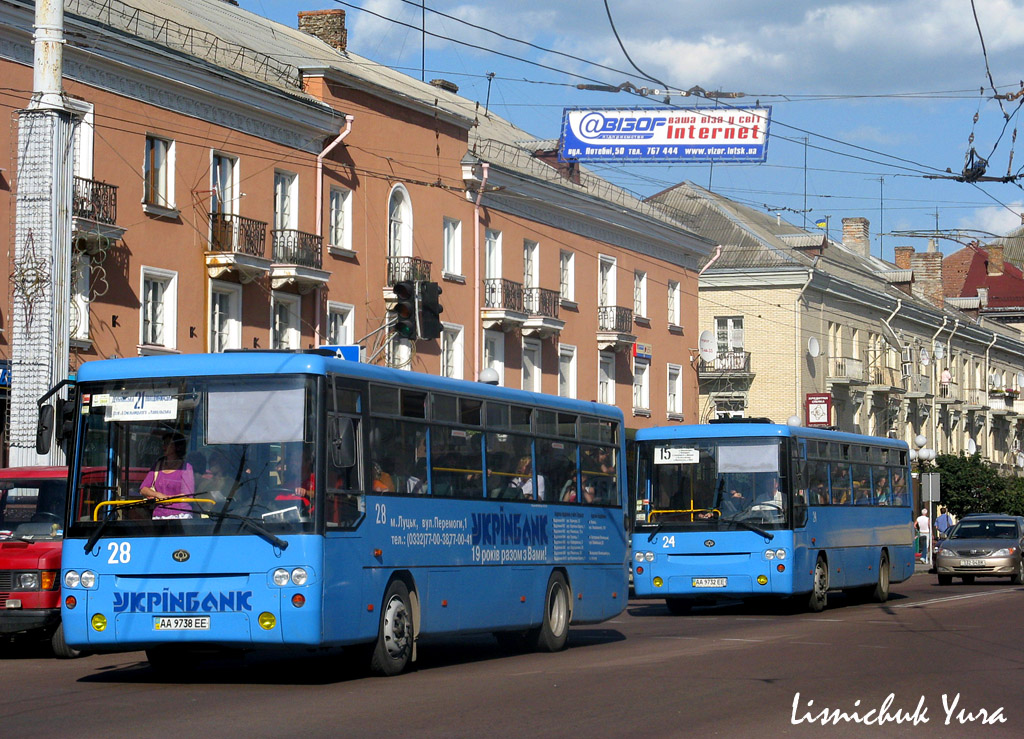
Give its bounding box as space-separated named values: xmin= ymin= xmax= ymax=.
xmin=388 ymin=185 xmax=412 ymax=259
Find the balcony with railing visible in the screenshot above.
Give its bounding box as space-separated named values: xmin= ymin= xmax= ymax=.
xmin=522 ymin=286 xmax=564 ymax=338
xmin=387 ymin=256 xmax=432 ymax=286
xmin=827 ymin=356 xmax=866 ymax=385
xmin=597 ymin=305 xmax=636 ymax=352
xmin=935 ymin=381 xmax=961 ymax=404
xmin=867 ymin=365 xmax=904 ymax=392
xmin=698 ymin=350 xmax=752 ymax=378
xmin=962 ymin=387 xmax=988 ymax=409
xmin=269 ymin=228 xmax=328 ymax=292
xmin=72 ymin=176 xmax=124 ymax=246
xmin=481 ymin=277 xmax=527 ymax=331
xmin=988 ymin=391 xmax=1020 ymax=416
xmin=904 ymin=372 xmax=932 ymax=398
xmin=205 ymin=212 xmax=272 ymax=283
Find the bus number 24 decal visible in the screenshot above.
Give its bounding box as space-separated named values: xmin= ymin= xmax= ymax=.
xmin=661 ymin=535 xmax=675 ymax=547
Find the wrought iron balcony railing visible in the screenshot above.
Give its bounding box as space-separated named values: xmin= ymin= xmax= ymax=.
xmin=698 ymin=350 xmax=751 ymax=374
xmin=387 ymin=256 xmax=432 ymax=285
xmin=829 ymin=356 xmax=865 ymax=382
xmin=484 ymin=278 xmax=524 ymax=311
xmin=211 ymin=213 xmax=267 ymax=258
xmin=598 ymin=305 xmax=633 ymax=333
xmin=272 ymin=229 xmax=323 ymax=269
xmin=869 ymin=366 xmax=902 ymax=387
xmin=72 ymin=176 xmax=117 ymax=225
xmin=523 ymin=287 xmax=560 ymax=318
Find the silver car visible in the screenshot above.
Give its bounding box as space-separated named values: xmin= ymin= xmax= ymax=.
xmin=934 ymin=515 xmax=1024 ymax=585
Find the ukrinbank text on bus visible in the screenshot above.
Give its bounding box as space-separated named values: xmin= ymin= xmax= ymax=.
xmin=560 ymin=106 xmax=771 ymax=163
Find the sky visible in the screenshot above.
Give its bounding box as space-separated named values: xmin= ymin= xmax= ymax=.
xmin=242 ymin=0 xmax=1024 ymax=260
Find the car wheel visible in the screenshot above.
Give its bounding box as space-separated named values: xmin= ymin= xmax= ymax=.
xmin=937 ymin=574 xmax=953 ymax=586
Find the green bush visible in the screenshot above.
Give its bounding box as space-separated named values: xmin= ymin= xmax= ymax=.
xmin=931 ymin=452 xmax=1024 ymax=516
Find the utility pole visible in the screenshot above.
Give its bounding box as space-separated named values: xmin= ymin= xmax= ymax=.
xmin=877 ymin=176 xmax=885 ymax=260
xmin=803 ymin=137 xmax=808 ymax=229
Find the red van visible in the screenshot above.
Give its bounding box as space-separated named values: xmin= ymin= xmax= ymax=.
xmin=0 ymin=466 xmax=79 ymax=658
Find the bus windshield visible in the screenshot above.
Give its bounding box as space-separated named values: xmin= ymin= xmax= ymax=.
xmin=69 ymin=375 xmax=319 ymax=538
xmin=637 ymin=438 xmax=789 ymax=530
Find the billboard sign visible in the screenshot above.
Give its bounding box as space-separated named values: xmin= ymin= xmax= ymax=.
xmin=560 ymin=106 xmax=770 ymax=163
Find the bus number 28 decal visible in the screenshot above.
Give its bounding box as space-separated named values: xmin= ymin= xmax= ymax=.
xmin=107 ymin=541 xmax=131 ymax=564
xmin=375 ymin=503 xmax=387 ymax=525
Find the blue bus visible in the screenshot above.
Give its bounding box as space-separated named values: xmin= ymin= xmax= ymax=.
xmin=631 ymin=421 xmax=915 ymax=613
xmin=48 ymin=351 xmax=628 ymax=674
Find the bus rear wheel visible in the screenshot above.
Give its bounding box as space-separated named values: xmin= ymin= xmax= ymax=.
xmin=870 ymin=553 xmax=890 ymax=603
xmin=370 ymin=579 xmax=413 ymax=676
xmin=808 ymin=557 xmax=828 ymax=612
xmin=534 ymin=572 xmax=570 ymax=652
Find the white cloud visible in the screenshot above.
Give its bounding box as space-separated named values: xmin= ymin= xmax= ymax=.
xmin=959 ymin=203 xmax=1024 ymax=237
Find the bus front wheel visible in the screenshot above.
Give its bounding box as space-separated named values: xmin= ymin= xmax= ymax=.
xmin=50 ymin=623 xmax=81 ymax=659
xmin=808 ymin=557 xmax=828 ymax=612
xmin=534 ymin=572 xmax=570 ymax=652
xmin=370 ymin=579 xmax=413 ymax=676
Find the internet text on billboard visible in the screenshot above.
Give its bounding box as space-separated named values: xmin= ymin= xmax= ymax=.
xmin=559 ymin=106 xmax=770 ymax=163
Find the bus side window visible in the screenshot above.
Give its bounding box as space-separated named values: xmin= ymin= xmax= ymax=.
xmin=327 ymin=415 xmax=362 ymax=527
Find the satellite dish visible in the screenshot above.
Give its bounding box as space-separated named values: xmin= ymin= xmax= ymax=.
xmin=1017 ymin=371 xmax=1024 ymax=387
xmin=933 ymin=345 xmax=945 ymax=360
xmin=967 ymin=438 xmax=977 ymax=455
xmin=698 ymin=330 xmax=717 ymax=362
xmin=919 ymin=348 xmax=930 ymax=367
xmin=807 ymin=337 xmax=820 ymax=358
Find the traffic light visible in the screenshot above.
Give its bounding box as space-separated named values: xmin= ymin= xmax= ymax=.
xmin=390 ymin=280 xmax=418 ymax=340
xmin=419 ymin=281 xmax=444 ymax=341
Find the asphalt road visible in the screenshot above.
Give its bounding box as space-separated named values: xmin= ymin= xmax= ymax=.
xmin=2 ymin=569 xmax=1022 ymax=738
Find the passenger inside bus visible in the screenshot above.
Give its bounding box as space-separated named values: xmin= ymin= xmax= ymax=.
xmin=140 ymin=433 xmax=196 ymax=519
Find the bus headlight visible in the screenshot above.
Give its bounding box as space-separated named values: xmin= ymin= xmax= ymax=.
xmin=634 ymin=552 xmax=645 ymax=563
xmin=644 ymin=552 xmax=655 ymax=562
xmin=16 ymin=572 xmax=40 ymax=590
xmin=765 ymin=550 xmax=775 ymax=560
xmin=774 ymin=549 xmax=787 ymax=560
xmin=258 ymin=612 xmax=276 ymax=630
xmin=757 ymin=575 xmax=769 ymax=585
xmin=290 ymin=568 xmax=308 ymax=586
xmin=272 ymin=568 xmax=290 ymax=587
xmin=64 ymin=571 xmax=80 ymax=589
xmin=91 ymin=614 xmax=107 ymax=632
xmin=652 ymin=576 xmax=664 ymax=588
xmin=80 ymin=570 xmax=97 ymax=588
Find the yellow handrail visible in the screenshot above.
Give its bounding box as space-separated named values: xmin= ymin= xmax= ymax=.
xmin=93 ymin=497 xmax=215 ymax=521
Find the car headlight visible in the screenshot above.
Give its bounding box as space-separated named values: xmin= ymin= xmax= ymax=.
xmin=991 ymin=547 xmax=1017 ymax=558
xmin=16 ymin=572 xmax=41 ymax=590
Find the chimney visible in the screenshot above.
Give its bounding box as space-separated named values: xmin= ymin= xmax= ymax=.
xmin=893 ymin=246 xmax=914 ymax=270
xmin=987 ymin=243 xmax=1004 ymax=276
xmin=842 ymin=217 xmax=871 ymax=259
xmin=298 ymin=9 xmax=347 ymax=52
xmin=977 ymin=286 xmax=989 ymax=308
xmin=910 ymin=251 xmax=945 ymax=309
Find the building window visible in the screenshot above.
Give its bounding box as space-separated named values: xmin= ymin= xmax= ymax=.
xmin=144 ymin=135 xmax=173 ymax=208
xmin=271 ymin=291 xmax=301 ymax=350
xmin=668 ymin=280 xmax=680 ymax=327
xmin=599 ymin=255 xmax=616 ymax=307
xmin=483 ymin=329 xmax=505 ymax=385
xmin=559 ymin=344 xmax=577 ymax=398
xmin=274 ymin=170 xmax=297 ymax=230
xmin=633 ymin=357 xmax=650 ymax=411
xmin=326 ymin=301 xmax=354 ymax=346
xmin=329 ymin=187 xmax=352 ymax=251
xmin=140 ymin=266 xmax=177 ymax=349
xmin=634 ymin=270 xmax=647 ymax=317
xmin=599 ymin=351 xmax=615 ymax=405
xmin=441 ymin=323 xmax=464 ymax=380
xmin=667 ymin=363 xmax=683 ymax=417
xmin=559 ymin=250 xmax=575 ymax=302
xmin=209 ymin=280 xmax=242 ymax=353
xmin=443 ymin=217 xmax=462 ymax=276
xmin=71 ymin=252 xmax=90 ymax=341
xmin=485 ymin=229 xmax=502 ymax=279
xmin=211 ymin=153 xmax=237 ymax=217
xmin=388 ymin=185 xmax=412 ymax=258
xmin=522 ymin=338 xmax=542 ymax=393
xmin=716 ymin=316 xmax=744 ymax=354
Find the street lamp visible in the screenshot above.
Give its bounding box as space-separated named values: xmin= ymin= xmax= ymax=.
xmin=912 ymin=435 xmax=936 ymax=565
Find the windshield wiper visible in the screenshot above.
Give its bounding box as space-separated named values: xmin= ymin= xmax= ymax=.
xmin=719 ymin=516 xmax=774 ymax=540
xmin=646 ymin=521 xmax=664 ymax=543
xmin=199 ymin=507 xmax=289 ymax=550
xmin=84 ymin=509 xmax=117 ymax=554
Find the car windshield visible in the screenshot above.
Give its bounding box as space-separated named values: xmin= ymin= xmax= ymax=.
xmin=68 ymin=375 xmax=318 ymax=539
xmin=950 ymin=520 xmax=1019 ymax=539
xmin=0 ymin=478 xmax=67 ymax=541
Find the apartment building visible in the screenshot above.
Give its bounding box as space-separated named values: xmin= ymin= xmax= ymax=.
xmin=0 ymin=0 xmax=714 ymax=460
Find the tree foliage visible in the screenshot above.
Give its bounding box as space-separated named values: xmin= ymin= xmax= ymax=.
xmin=931 ymin=453 xmax=1024 ymax=516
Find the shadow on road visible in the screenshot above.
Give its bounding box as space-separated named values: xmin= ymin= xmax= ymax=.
xmin=626 ymin=589 xmax=911 ymax=618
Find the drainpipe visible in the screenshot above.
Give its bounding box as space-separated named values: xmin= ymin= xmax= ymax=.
xmin=473 ymin=162 xmax=489 ymax=381
xmin=881 ymin=298 xmax=903 ymax=350
xmin=984 ymin=333 xmax=998 ymax=459
xmin=313 ymin=115 xmax=354 ymax=345
xmin=698 ymin=244 xmax=722 ymax=276
xmin=927 ymin=317 xmax=948 ymax=451
xmin=794 ymin=261 xmax=817 ymax=419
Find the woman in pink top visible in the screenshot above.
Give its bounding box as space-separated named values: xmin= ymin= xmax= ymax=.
xmin=140 ymin=433 xmax=195 ymax=519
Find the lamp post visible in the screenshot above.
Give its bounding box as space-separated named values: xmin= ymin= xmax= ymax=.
xmin=911 ymin=435 xmax=936 ymax=564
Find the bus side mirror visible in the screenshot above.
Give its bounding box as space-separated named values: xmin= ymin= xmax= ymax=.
xmin=36 ymin=404 xmax=55 ymax=455
xmin=331 ymin=417 xmax=356 ymax=468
